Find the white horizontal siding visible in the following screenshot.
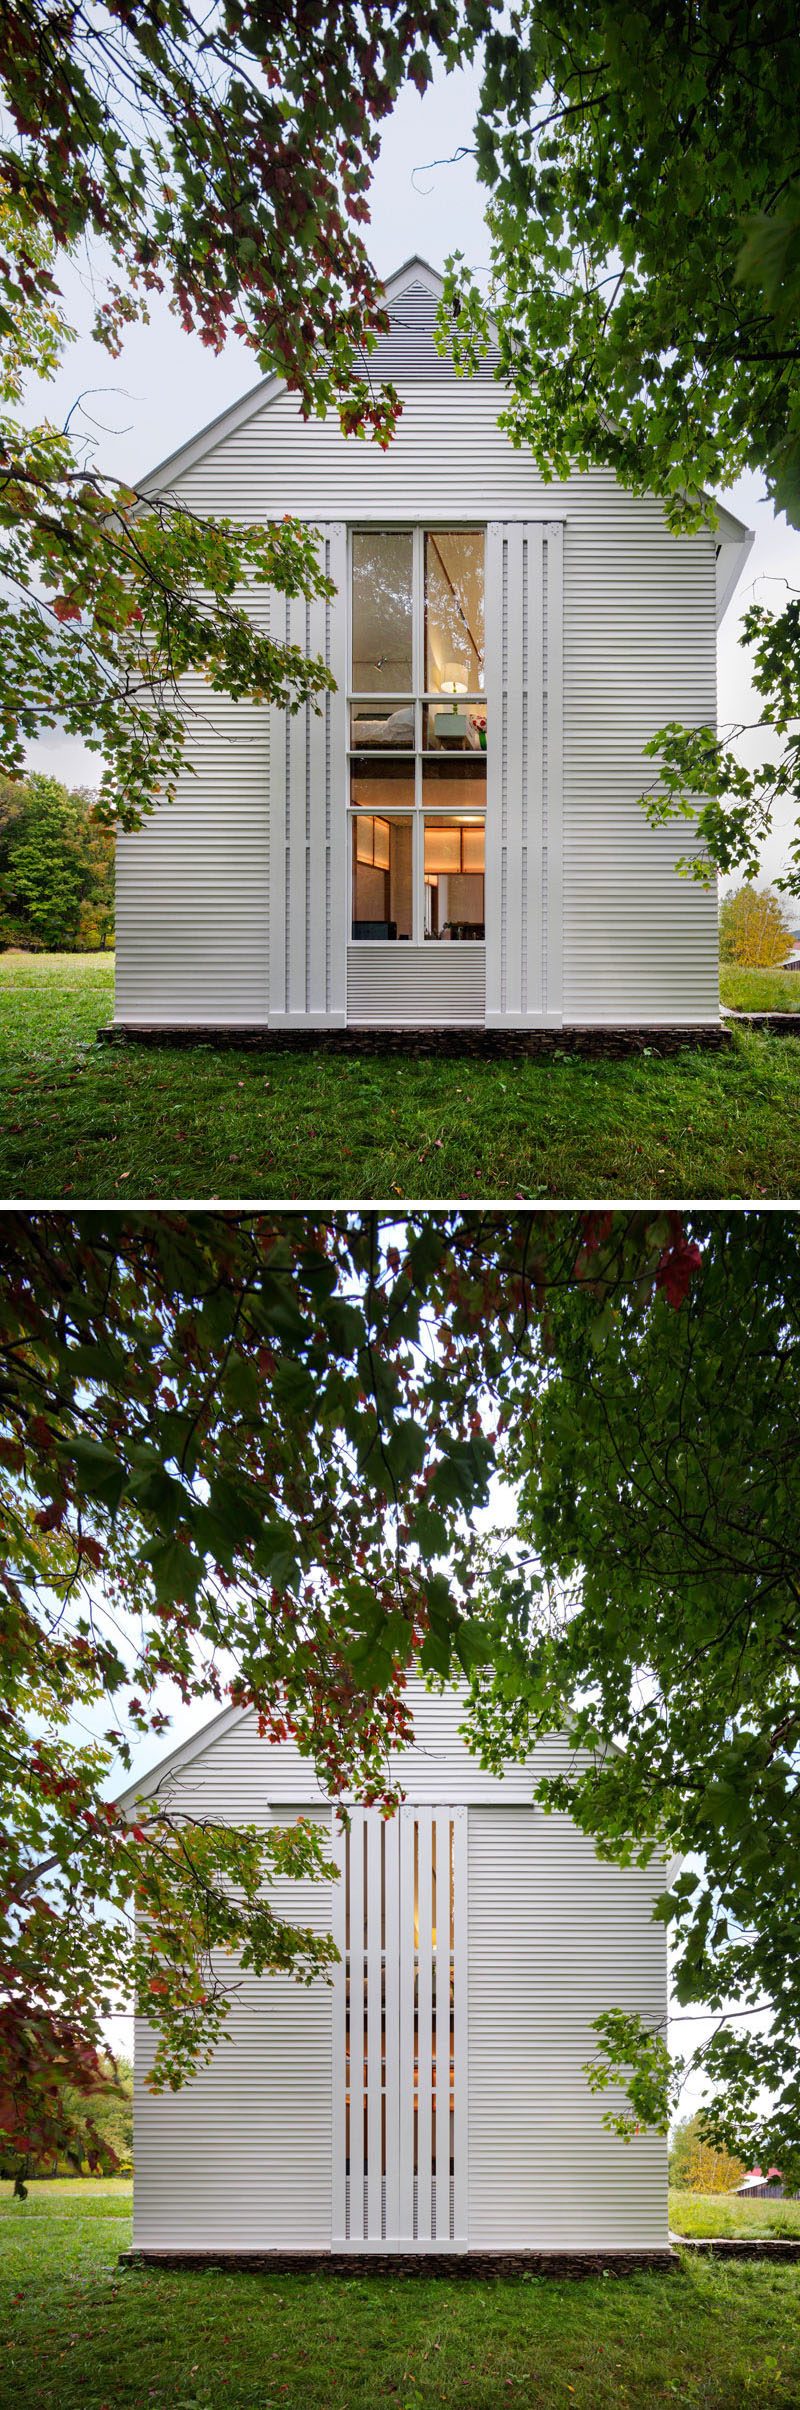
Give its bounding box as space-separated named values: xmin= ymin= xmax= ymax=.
xmin=133 ymin=1681 xmax=588 ymax=1815
xmin=468 ymin=1808 xmax=668 ymax=2250
xmin=115 ymin=613 xmax=270 ymax=1027
xmin=133 ymin=1807 xmax=334 ymax=2250
xmin=118 ymin=376 xmax=722 ymax=1028
xmin=347 ymin=942 xmax=485 ymax=1025
xmin=131 ymin=1684 xmax=669 ymax=2254
xmin=562 ymin=512 xmax=719 ymax=1022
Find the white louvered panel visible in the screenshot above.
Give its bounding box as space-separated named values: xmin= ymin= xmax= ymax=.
xmin=398 ymin=1801 xmax=415 ymax=2243
xmin=561 ymin=509 xmax=718 ymax=1022
xmin=330 ymin=1803 xmax=467 ymax=2253
xmin=114 ymin=648 xmax=269 ymax=1024
xmin=384 ymin=1814 xmax=401 ymax=2241
xmin=132 ymin=1808 xmax=333 ymax=2251
xmin=367 ymin=1814 xmax=383 ymax=2237
xmin=364 ymin=277 xmax=499 ymax=383
xmin=268 ymin=522 xmax=347 ymax=1026
xmin=485 ymin=521 xmax=563 ymax=1027
xmin=434 ymin=1807 xmax=450 ymax=2243
xmin=346 ymin=944 xmax=485 ymax=1025
xmin=330 ymin=1812 xmax=347 ymax=2247
xmin=348 ymin=1811 xmax=365 ymax=2241
xmin=416 ymin=1808 xmax=433 ymax=2241
xmin=467 ymin=1808 xmax=669 ymax=2251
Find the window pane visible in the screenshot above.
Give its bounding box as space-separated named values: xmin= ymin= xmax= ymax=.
xmin=422 ymin=757 xmax=487 ymax=803
xmin=352 ymin=531 xmax=413 ymax=693
xmin=350 ymin=701 xmax=414 ymax=750
xmin=424 ymin=530 xmax=484 ymax=697
xmin=352 ymin=815 xmax=413 ymax=940
xmin=423 ymin=816 xmax=484 ymax=941
xmin=350 ymin=770 xmax=413 ymax=939
xmin=424 ymin=702 xmax=487 ymax=754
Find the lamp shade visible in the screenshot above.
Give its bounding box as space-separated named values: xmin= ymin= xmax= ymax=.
xmin=440 ymin=660 xmax=468 ymax=695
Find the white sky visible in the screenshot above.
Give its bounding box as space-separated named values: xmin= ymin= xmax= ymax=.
xmin=19 ymin=52 xmax=800 ymax=899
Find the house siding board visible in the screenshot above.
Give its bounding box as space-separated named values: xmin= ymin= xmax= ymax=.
xmin=361 ymin=278 xmax=500 ymax=381
xmin=268 ymin=525 xmax=348 ymax=1025
xmin=133 ymin=1685 xmax=588 ymax=1814
xmin=119 ymin=370 xmax=722 ymax=1027
xmin=114 ymin=620 xmax=270 ymax=1026
xmin=468 ymin=1807 xmax=669 ymax=2249
xmin=132 ymin=1808 xmax=333 ymax=2251
xmin=562 ymin=509 xmax=719 ymax=1022
xmin=130 ymin=1685 xmax=669 ymax=2254
xmin=347 ymin=944 xmax=485 ymax=1024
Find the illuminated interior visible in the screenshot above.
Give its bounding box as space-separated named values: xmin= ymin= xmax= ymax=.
xmin=349 ymin=529 xmax=486 ymax=939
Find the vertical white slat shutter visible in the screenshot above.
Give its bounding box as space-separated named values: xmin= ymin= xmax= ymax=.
xmin=485 ymin=520 xmax=564 ymax=1026
xmin=434 ymin=1805 xmax=450 ymax=2242
xmin=416 ymin=1811 xmax=433 ymax=2241
xmin=349 ymin=1814 xmax=365 ymax=2240
xmin=331 ymin=1805 xmax=467 ymax=2252
xmin=384 ymin=1813 xmax=401 ymax=2242
xmin=268 ymin=521 xmax=347 ymax=1024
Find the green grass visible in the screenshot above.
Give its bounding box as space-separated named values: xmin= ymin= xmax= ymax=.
xmin=670 ymin=2190 xmax=800 ymax=2240
xmin=720 ymin=963 xmax=800 ymax=1013
xmin=4 ymin=949 xmax=800 ymax=1200
xmin=2 ymin=2180 xmax=800 ymax=2410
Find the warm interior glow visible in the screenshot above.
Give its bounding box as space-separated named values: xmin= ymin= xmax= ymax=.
xmin=462 ymin=822 xmax=484 ymax=873
xmin=356 ymin=813 xmax=390 ymax=868
xmin=425 ymin=824 xmax=461 ymax=875
xmin=424 ymin=820 xmax=485 ymax=876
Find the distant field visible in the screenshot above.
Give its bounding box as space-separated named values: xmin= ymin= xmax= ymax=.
xmin=720 ymin=963 xmax=800 ymax=1012
xmin=4 ymin=949 xmax=800 ymax=1201
xmin=670 ymin=2189 xmax=800 ymax=2238
xmin=4 ymin=2179 xmax=800 ymax=2410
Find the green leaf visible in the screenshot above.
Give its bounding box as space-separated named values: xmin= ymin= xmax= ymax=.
xmin=63 ymin=1435 xmax=126 ymax=1514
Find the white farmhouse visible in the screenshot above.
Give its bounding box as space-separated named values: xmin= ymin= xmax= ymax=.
xmin=123 ymin=1679 xmax=670 ymax=2261
xmin=115 ymin=258 xmax=752 ymax=1038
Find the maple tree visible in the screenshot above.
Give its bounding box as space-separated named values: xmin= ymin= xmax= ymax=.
xmin=470 ymin=1213 xmax=800 ymax=2182
xmin=441 ymin=0 xmax=800 ymax=892
xmin=718 ymin=882 xmax=793 ymax=970
xmin=1 ymin=1208 xmax=695 ymax=2188
xmin=0 ymin=774 xmax=114 ymax=950
xmin=0 ymin=4 xmax=493 ymax=822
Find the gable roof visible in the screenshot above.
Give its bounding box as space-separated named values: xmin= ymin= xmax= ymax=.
xmin=139 ymin=251 xmax=751 ymax=614
xmin=140 ymin=256 xmax=493 ymax=497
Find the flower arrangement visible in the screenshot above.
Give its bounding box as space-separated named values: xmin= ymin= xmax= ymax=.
xmin=470 ymin=712 xmax=487 ymax=751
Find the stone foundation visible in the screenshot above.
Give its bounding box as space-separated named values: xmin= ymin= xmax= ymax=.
xmin=118 ymin=2247 xmax=677 ymax=2279
xmin=98 ymin=1023 xmax=730 ymax=1061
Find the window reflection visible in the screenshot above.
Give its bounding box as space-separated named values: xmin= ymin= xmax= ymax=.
xmin=424 ymin=531 xmax=485 ymax=696
xmin=352 ymin=530 xmax=413 ymax=693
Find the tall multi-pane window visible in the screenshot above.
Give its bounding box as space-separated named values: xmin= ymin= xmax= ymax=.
xmin=349 ymin=528 xmax=486 ymax=942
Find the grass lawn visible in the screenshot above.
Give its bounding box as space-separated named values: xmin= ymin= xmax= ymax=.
xmin=720 ymin=964 xmax=800 ymax=1013
xmin=670 ymin=2190 xmax=800 ymax=2240
xmin=2 ymin=2181 xmax=800 ymax=2410
xmin=3 ymin=949 xmax=800 ymax=1200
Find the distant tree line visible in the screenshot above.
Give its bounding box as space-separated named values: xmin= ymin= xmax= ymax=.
xmin=719 ymin=883 xmax=795 ymax=970
xmin=0 ymin=774 xmax=114 ymax=952
xmin=669 ymin=2112 xmax=745 ymax=2195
